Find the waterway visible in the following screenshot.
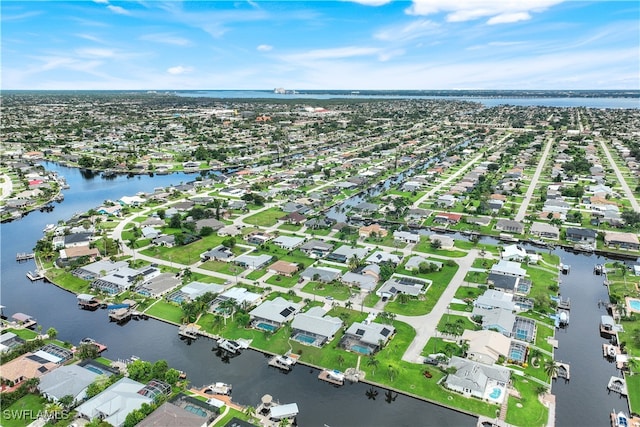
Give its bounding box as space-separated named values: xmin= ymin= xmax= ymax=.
xmin=176 ymin=90 xmax=640 ymax=109
xmin=1 ymin=161 xmax=638 ymax=426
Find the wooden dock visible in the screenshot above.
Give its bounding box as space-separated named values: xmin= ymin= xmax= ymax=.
xmin=26 ymin=270 xmax=45 ymax=281
xmin=178 ymin=324 xmax=219 ymax=340
xmin=16 ymin=252 xmax=35 ymax=262
xmin=318 ymin=369 xmax=345 ymax=386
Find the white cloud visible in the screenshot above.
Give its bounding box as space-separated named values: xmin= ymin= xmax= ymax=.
xmin=487 ymin=12 xmax=531 ymax=25
xmin=75 ymin=48 xmax=116 ymax=58
xmin=374 ymin=19 xmax=441 ymax=42
xmin=107 ymin=5 xmax=131 ymax=15
xmin=140 ymin=33 xmax=191 ymax=46
xmin=406 ymin=0 xmax=564 ymax=24
xmin=167 ymin=65 xmax=193 ymax=75
xmin=257 ymin=44 xmax=273 ymax=52
xmin=93 ymin=0 xmax=109 ymax=4
xmin=282 ymin=46 xmax=382 ymax=62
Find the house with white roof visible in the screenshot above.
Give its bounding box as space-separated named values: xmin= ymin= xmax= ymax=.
xmin=366 ymin=251 xmax=402 ymax=265
xmin=272 ymin=235 xmax=305 ymax=251
xmin=460 ymin=330 xmax=511 ymax=365
xmin=490 ymin=260 xmax=526 ymax=279
xmin=249 ymin=297 xmax=301 ymax=329
xmin=443 ymin=356 xmax=510 ymax=403
xmin=76 ymin=377 xmax=153 ymax=427
xmin=38 ymin=364 xmax=100 ymax=403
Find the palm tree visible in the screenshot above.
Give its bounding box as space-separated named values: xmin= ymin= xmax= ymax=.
xmin=218 ymin=299 xmax=237 ymax=323
xmin=345 ymin=300 xmax=353 ymax=310
xmin=336 ymin=354 xmax=345 ymax=367
xmin=367 ymin=356 xmax=380 ymax=375
xmin=626 ymin=357 xmax=640 ymax=375
xmin=544 ymin=359 xmax=558 ymax=380
xmin=244 ymin=405 xmax=256 ymax=421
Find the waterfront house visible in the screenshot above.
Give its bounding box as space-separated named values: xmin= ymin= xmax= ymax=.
xmin=500 ymin=244 xmax=528 ymax=262
xmin=430 ymin=234 xmax=454 ymax=249
xmin=393 ymin=230 xmax=420 ymax=244
xmin=249 ymin=297 xmax=301 ymax=330
xmin=530 ymin=222 xmax=560 ymax=240
xmin=603 ymin=231 xmax=640 ymax=251
xmin=566 ymin=227 xmax=597 ymax=243
xmin=490 ymin=260 xmax=526 ymax=278
xmin=135 ymin=272 xmax=181 ymax=298
xmin=169 ymin=281 xmax=225 ymax=304
xmin=474 ymin=290 xmax=518 ymax=312
xmin=341 ymin=321 xmax=395 ymax=354
xmin=0 ymin=332 xmax=25 ymax=353
xmin=76 ymin=377 xmax=153 ymax=427
xmin=443 ymin=356 xmax=511 ymax=403
xmin=91 ymin=266 xmax=151 ymax=294
xmin=72 ymin=260 xmax=129 ymax=280
xmin=0 ymin=343 xmax=72 ymax=386
xmin=433 ymin=212 xmax=462 ymax=225
xmin=460 ymin=329 xmax=511 ymax=365
xmin=58 ymin=246 xmax=101 ymax=264
xmin=137 ymin=398 xmax=217 ymax=427
xmin=472 ymin=306 xmax=516 ymax=337
xmin=214 ymin=288 xmax=262 ymax=311
xmin=38 ymin=364 xmax=100 ymax=404
xmin=290 ymin=306 xmax=343 ymax=347
xmin=495 ymin=219 xmax=524 ymax=234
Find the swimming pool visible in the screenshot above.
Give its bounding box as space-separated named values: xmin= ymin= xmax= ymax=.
xmin=295 ymin=334 xmax=316 ymax=344
xmin=629 ymin=299 xmax=640 ymax=312
xmin=510 ymin=349 xmax=524 ymax=361
xmin=85 ymin=365 xmax=105 ymax=375
xmin=184 ymin=404 xmax=207 ymax=417
xmin=489 ymin=387 xmax=502 ymax=400
xmin=257 ymin=322 xmax=277 ymax=332
xmin=350 ymin=344 xmax=372 ymax=355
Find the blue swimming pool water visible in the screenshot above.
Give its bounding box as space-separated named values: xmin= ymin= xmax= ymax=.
xmin=257 ymin=322 xmax=277 ymax=332
xmin=629 ymin=299 xmax=640 ymax=311
xmin=510 ymin=349 xmax=524 ymax=361
xmin=295 ymin=334 xmax=316 ymax=344
xmin=85 ymin=365 xmax=104 ymax=375
xmin=184 ymin=404 xmax=207 ymax=417
xmin=489 ymin=387 xmax=502 ymax=400
xmin=351 ymin=345 xmax=372 ymax=355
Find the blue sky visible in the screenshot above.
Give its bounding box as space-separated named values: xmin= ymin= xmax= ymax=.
xmin=2 ymin=1 xmax=638 ymax=90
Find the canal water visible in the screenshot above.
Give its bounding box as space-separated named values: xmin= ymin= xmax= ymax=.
xmin=1 ymin=162 xmax=636 ymax=425
xmin=1 ymin=163 xmax=475 ymax=427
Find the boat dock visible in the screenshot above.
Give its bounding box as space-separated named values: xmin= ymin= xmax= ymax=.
xmin=607 ymin=376 xmax=628 ymax=396
xmin=603 ymin=343 xmax=621 ymax=359
xmin=557 ymin=297 xmax=571 ymax=311
xmin=178 ymin=324 xmax=218 ymax=340
xmin=318 ymin=369 xmax=345 ymax=386
xmin=26 ymin=270 xmax=45 ymax=281
xmin=554 ymin=362 xmax=570 ymax=381
xmin=16 ymin=252 xmax=35 ymax=262
xmin=268 ymin=353 xmax=299 ymax=371
xmin=108 ymin=307 xmax=133 ymax=323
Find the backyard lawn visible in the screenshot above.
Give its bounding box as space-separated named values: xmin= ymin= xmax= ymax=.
xmin=1 ymin=394 xmax=46 ymax=427
xmin=144 ymin=301 xmax=183 ymax=324
xmin=244 ymin=207 xmax=285 ymax=227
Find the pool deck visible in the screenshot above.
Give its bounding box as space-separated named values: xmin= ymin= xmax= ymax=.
xmin=626 ymin=297 xmax=640 ymax=314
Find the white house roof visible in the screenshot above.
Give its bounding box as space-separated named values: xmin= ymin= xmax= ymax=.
xmin=249 ymin=297 xmax=301 ymax=323
xmin=219 ymin=287 xmax=262 ymax=305
xmin=181 ymin=281 xmax=225 ymax=298
xmin=291 ymin=307 xmax=343 ymax=338
xmin=366 ymin=251 xmax=401 ymax=265
xmin=270 ymin=403 xmax=299 ymax=419
xmin=76 ymin=377 xmax=152 ymax=427
xmin=491 ymin=260 xmax=526 ymax=278
xmin=38 ymin=364 xmax=100 ymax=401
xmin=272 ymin=235 xmax=305 ymax=249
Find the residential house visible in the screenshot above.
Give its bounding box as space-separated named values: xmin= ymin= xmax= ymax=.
xmin=435 ymin=194 xmax=457 ymax=208
xmin=460 ymin=329 xmax=511 ymax=365
xmin=249 ymin=297 xmax=301 ymax=329
xmin=326 ymin=245 xmax=370 ymax=263
xmin=500 ymin=245 xmax=528 ymax=262
xmin=280 ymin=211 xmax=307 ymax=225
xmin=495 ymin=219 xmax=524 ymax=234
xmin=200 ymin=245 xmax=234 ymax=262
xmin=443 ymin=356 xmax=511 ymax=402
xmin=268 ymin=260 xmax=300 ymax=277
xmin=75 ymin=378 xmax=153 ymax=427
xmin=234 ymin=254 xmax=273 ymax=270
xmin=359 ymin=224 xmax=388 ymax=239
xmin=530 ymin=222 xmax=560 ymax=240
xmin=290 ymin=306 xmax=343 ymax=347
xmin=430 ymin=234 xmax=455 ymax=249
xmin=341 ymin=321 xmax=395 ymax=354
xmin=433 ymin=212 xmax=462 ymax=225
xmin=245 ymin=231 xmax=272 ymax=245
xmin=300 ymin=266 xmax=341 ymax=283
xmin=603 ymin=231 xmax=640 ymax=250
xmin=366 ymin=251 xmax=401 ymax=265
xmin=38 ymin=364 xmax=100 ymax=404
xmin=565 ymin=227 xmax=597 ymax=243
xmin=405 ymin=256 xmax=442 ymax=272
xmin=377 ymin=275 xmax=431 ymax=299
xmin=490 ymin=260 xmax=526 ymax=278
xmin=193 ymin=218 xmax=225 ymax=232
xmin=300 ymin=239 xmax=334 ymax=258
xmin=393 ymin=230 xmax=420 ymax=244
xmin=272 ymin=235 xmax=305 ymax=251
xmin=72 ymin=260 xmax=129 ymax=280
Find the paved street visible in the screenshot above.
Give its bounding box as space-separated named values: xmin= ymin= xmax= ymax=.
xmin=515 ymin=135 xmax=553 ymax=221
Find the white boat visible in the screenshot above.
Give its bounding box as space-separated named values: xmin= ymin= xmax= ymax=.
xmin=612 ymin=410 xmax=629 ymax=427
xmin=43 ymin=224 xmax=56 ymax=233
xmin=203 ymin=382 xmax=232 ymax=395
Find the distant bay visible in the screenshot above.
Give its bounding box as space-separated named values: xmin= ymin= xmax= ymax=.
xmin=176 ymin=90 xmax=640 ymax=109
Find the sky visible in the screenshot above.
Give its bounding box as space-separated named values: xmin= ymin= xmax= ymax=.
xmin=1 ymin=1 xmax=639 ymax=90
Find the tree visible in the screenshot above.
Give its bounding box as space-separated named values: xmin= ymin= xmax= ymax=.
xmin=46 ymin=327 xmax=58 ymax=340
xmin=222 ymin=237 xmax=236 ymax=249
xmin=244 ymin=405 xmax=256 ymax=421
xmin=543 ymin=359 xmax=558 ymax=380
xmin=151 ymin=359 xmax=169 ymax=380
xmin=169 ymin=214 xmax=182 ymax=229
xmin=127 ymin=359 xmax=153 ymax=382
xmin=430 ymin=238 xmax=442 ymax=249
xmin=164 ymin=368 xmax=181 ymax=385
xmin=367 ymin=356 xmax=380 ymax=375
xmin=336 ymin=354 xmax=345 ymax=367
